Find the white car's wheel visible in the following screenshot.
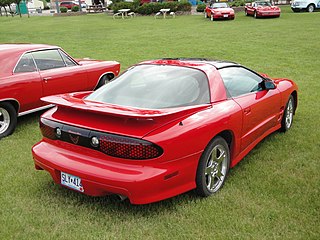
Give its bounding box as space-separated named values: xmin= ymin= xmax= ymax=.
xmin=307 ymin=4 xmax=315 ymax=12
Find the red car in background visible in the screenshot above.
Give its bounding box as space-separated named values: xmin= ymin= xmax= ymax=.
xmin=60 ymin=1 xmax=79 ymax=9
xmin=0 ymin=44 xmax=120 ymax=138
xmin=245 ymin=1 xmax=281 ymax=18
xmin=32 ymin=58 xmax=298 ymax=204
xmin=205 ymin=2 xmax=235 ymax=20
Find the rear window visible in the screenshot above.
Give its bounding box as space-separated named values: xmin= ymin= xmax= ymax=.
xmin=86 ymin=65 xmax=210 ymax=109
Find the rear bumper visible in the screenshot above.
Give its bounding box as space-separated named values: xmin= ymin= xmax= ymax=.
xmin=32 ymin=140 xmax=200 ymax=204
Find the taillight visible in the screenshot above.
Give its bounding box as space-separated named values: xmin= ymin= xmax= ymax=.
xmin=99 ymin=134 xmax=163 ymax=160
xmin=40 ymin=118 xmax=57 ymax=140
xmin=39 ymin=118 xmax=163 ymax=160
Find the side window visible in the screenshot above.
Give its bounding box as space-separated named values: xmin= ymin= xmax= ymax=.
xmin=14 ymin=53 xmax=37 ymax=73
xmin=32 ymin=49 xmax=66 ymax=71
xmin=218 ymin=67 xmax=263 ymax=97
xmin=59 ymin=50 xmax=77 ymax=67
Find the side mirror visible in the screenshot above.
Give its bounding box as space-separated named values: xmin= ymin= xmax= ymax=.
xmin=264 ymin=80 xmax=276 ymax=90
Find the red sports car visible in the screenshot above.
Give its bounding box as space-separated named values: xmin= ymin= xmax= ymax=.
xmin=245 ymin=1 xmax=281 ymax=18
xmin=0 ymin=44 xmax=120 ymax=138
xmin=205 ymin=2 xmax=235 ymax=21
xmin=32 ymin=58 xmax=298 ymax=204
xmin=60 ymin=1 xmax=79 ymax=9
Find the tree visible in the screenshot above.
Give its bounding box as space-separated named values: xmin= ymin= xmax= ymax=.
xmin=12 ymin=0 xmax=23 ymax=17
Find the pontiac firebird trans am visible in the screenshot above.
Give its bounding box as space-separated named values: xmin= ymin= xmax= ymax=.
xmin=0 ymin=44 xmax=120 ymax=138
xmin=32 ymin=58 xmax=298 ymax=204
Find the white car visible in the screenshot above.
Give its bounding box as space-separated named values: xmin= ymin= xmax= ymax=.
xmin=291 ymin=0 xmax=320 ymax=12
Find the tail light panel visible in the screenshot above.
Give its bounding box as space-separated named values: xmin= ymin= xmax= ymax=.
xmin=39 ymin=118 xmax=163 ymax=160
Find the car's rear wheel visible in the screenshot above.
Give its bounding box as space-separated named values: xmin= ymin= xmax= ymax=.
xmin=0 ymin=102 xmax=17 ymax=139
xmin=307 ymin=4 xmax=315 ymax=12
xmin=195 ymin=136 xmax=230 ymax=197
xmin=280 ymin=95 xmax=295 ymax=132
xmin=96 ymin=74 xmax=114 ymax=89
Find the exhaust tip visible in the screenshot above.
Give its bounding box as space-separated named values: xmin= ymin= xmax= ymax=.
xmin=117 ymin=194 xmax=128 ymax=201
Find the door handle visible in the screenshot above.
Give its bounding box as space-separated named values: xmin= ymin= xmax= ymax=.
xmin=244 ymin=107 xmax=251 ymax=115
xmin=43 ymin=77 xmax=52 ymax=82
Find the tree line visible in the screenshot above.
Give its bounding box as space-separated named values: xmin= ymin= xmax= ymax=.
xmin=0 ymin=0 xmax=28 ymax=17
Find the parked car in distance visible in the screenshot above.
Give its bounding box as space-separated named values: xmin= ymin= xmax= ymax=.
xmin=205 ymin=2 xmax=235 ymax=20
xmin=32 ymin=58 xmax=298 ymax=205
xmin=60 ymin=1 xmax=78 ymax=9
xmin=245 ymin=1 xmax=281 ymax=18
xmin=0 ymin=44 xmax=120 ymax=139
xmin=291 ymin=0 xmax=320 ymax=12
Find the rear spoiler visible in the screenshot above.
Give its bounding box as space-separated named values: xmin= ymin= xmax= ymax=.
xmin=41 ymin=92 xmax=211 ymax=119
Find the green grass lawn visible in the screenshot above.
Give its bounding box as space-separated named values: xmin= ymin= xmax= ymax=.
xmin=0 ymin=6 xmax=319 ymax=239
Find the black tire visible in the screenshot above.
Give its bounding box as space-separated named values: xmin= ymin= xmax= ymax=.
xmin=0 ymin=102 xmax=17 ymax=139
xmin=280 ymin=95 xmax=295 ymax=132
xmin=307 ymin=4 xmax=315 ymax=12
xmin=195 ymin=136 xmax=230 ymax=197
xmin=95 ymin=74 xmax=113 ymax=89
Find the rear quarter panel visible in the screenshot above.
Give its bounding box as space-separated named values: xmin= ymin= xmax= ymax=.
xmin=144 ymin=100 xmax=243 ymax=165
xmin=77 ymin=60 xmax=120 ymax=89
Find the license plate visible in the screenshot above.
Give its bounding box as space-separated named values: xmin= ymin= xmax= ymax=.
xmin=61 ymin=172 xmax=84 ymax=192
xmin=223 ymin=14 xmax=228 ymax=17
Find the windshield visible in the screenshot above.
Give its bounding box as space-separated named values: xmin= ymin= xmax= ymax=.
xmin=256 ymin=2 xmax=271 ymax=7
xmin=86 ymin=65 xmax=210 ymax=109
xmin=211 ymin=3 xmax=228 ymax=8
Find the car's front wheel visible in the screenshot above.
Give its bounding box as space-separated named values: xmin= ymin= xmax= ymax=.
xmin=307 ymin=4 xmax=315 ymax=12
xmin=196 ymin=136 xmax=230 ymax=197
xmin=280 ymin=95 xmax=295 ymax=132
xmin=0 ymin=102 xmax=17 ymax=139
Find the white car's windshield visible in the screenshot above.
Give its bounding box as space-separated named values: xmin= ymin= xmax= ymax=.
xmin=86 ymin=65 xmax=210 ymax=109
xmin=256 ymin=1 xmax=271 ymax=7
xmin=211 ymin=3 xmax=228 ymax=8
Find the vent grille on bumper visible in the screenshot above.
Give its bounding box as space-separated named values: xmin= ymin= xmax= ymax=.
xmin=40 ymin=118 xmax=163 ymax=160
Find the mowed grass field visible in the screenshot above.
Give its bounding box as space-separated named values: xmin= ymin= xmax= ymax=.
xmin=0 ymin=6 xmax=319 ymax=239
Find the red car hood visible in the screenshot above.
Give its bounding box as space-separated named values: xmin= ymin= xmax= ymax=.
xmin=41 ymin=92 xmax=211 ymax=139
